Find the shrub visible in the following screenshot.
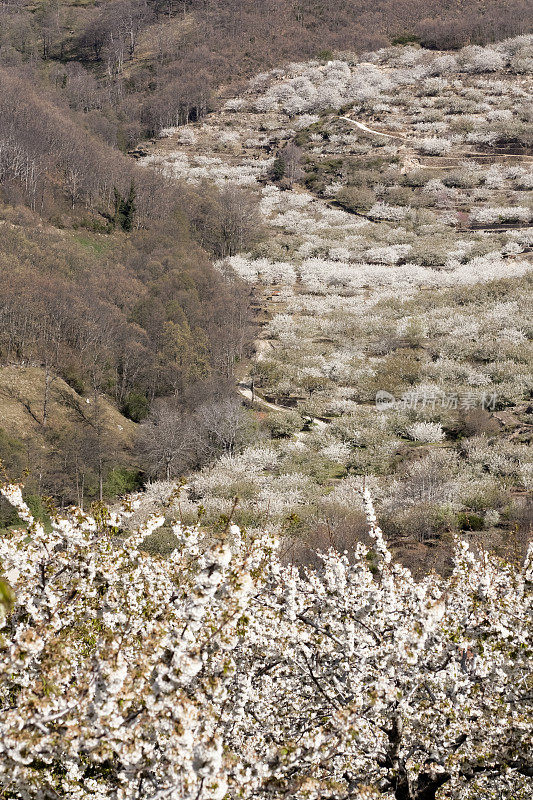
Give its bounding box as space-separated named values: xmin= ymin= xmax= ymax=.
xmin=335 ymin=186 xmax=376 ymax=213
xmin=262 ymin=411 xmax=303 ymax=438
xmin=140 ymin=525 xmax=180 ymax=555
xmin=391 ymin=33 xmax=421 ymax=46
xmin=122 ymin=391 xmax=150 ymax=422
xmin=405 ymin=422 xmax=446 ymax=443
xmin=460 ymin=45 xmax=506 ymax=73
xmin=372 ymin=349 xmax=424 ymax=392
xmin=103 ymin=468 xmax=143 ymax=499
xmin=409 ymin=241 xmax=450 ymax=267
xmin=457 ymin=511 xmax=485 ymax=531
xmin=253 ymin=359 xmax=286 ymax=388
xmin=417 ymin=137 xmax=452 ymax=155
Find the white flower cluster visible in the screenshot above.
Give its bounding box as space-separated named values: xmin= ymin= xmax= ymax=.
xmin=143 ymin=151 xmax=273 ymax=187
xmin=417 ymin=137 xmax=452 ymax=155
xmin=470 ymin=206 xmax=531 ymax=224
xmin=405 ymin=421 xmax=446 ymax=443
xmin=0 ymin=481 xmax=531 ymax=799
xmin=250 ymin=59 xmax=395 ymax=116
xmin=368 ymin=202 xmax=409 ymax=221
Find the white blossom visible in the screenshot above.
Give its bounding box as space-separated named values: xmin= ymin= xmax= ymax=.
xmin=0 ymin=481 xmax=530 ymax=799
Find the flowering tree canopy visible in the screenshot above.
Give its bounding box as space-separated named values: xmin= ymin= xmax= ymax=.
xmin=0 ymin=483 xmax=531 ymax=799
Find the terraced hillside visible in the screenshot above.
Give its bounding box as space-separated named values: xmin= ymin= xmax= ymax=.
xmin=142 ymin=37 xmax=533 ymax=566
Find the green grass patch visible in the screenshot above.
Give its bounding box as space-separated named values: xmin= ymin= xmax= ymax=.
xmin=72 ymin=234 xmax=110 ymax=255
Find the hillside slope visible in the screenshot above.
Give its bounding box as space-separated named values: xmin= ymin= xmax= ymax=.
xmin=0 ymin=365 xmax=138 ymax=507
xmin=140 ymin=36 xmax=533 ymax=566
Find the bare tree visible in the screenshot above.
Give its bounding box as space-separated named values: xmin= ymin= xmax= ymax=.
xmin=189 ymin=185 xmax=263 ymax=258
xmin=138 ymin=395 xmax=247 ymax=479
xmin=193 ymin=397 xmax=245 ymax=460
xmin=138 ymin=401 xmax=193 ymax=480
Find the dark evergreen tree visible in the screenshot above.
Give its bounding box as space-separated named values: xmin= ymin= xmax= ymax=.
xmin=270 ymin=156 xmax=286 ymax=182
xmin=113 ymin=182 xmax=136 ymax=231
xmin=122 ymin=181 xmax=136 ymax=232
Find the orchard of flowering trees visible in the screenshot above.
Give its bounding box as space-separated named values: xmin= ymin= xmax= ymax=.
xmin=0 ymin=482 xmax=531 ymax=800
xmin=1 ymin=28 xmax=533 ymax=795
xmin=170 ymin=33 xmax=533 ymax=554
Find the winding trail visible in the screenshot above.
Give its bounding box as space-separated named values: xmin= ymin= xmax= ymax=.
xmin=340 ymin=115 xmax=533 ymax=163
xmin=237 ymin=383 xmax=286 ymax=413
xmin=238 ymin=383 xmax=328 ymax=429
xmin=339 ymin=116 xmax=406 ymax=140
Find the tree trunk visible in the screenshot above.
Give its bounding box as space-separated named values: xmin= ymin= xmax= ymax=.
xmin=43 ymin=364 xmax=52 ymax=427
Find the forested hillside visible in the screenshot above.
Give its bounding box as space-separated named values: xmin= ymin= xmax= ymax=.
xmin=0 ymin=53 xmax=255 ymax=503
xmin=0 ymin=3 xmax=269 ymax=504
xmin=0 ymin=211 xmax=251 ymax=506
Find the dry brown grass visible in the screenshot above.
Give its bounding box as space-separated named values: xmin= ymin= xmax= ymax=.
xmin=0 ymin=365 xmax=136 ymax=448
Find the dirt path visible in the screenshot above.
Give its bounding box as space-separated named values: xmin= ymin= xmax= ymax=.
xmin=238 ymin=383 xmax=328 ymax=429
xmin=339 ymin=116 xmax=407 ymax=140
xmin=340 ymin=115 xmax=533 ymax=164
xmin=254 ymin=339 xmax=275 ymax=361
xmin=237 ymin=383 xmax=285 ymax=413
